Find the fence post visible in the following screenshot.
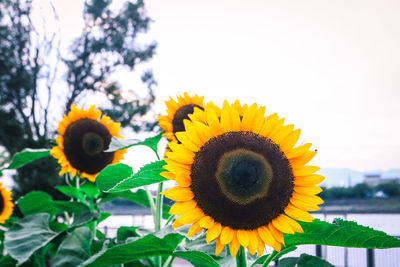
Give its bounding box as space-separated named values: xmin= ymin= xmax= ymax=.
xmin=316 ymin=245 xmax=322 ymax=258
xmin=367 ymin=248 xmax=375 ymax=267
xmin=104 ymin=225 xmax=108 ymax=237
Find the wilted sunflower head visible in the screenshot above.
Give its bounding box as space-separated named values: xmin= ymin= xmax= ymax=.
xmin=158 ymin=93 xmax=216 ymax=142
xmin=0 ymin=183 xmax=14 ymax=224
xmin=50 ymin=105 xmax=126 ymax=182
xmin=161 ymin=100 xmax=324 ymax=257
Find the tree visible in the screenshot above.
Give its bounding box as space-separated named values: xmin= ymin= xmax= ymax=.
xmin=377 ymin=181 xmax=400 ymax=198
xmin=0 ymin=0 xmax=157 ymax=199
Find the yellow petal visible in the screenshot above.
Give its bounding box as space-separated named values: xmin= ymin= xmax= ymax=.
xmin=206 ymin=109 xmax=222 ymax=137
xmin=198 ymin=216 xmax=215 ymax=229
xmin=175 ymin=132 xmax=200 ymax=152
xmin=285 ymin=143 xmax=312 ymax=159
xmin=294 ymin=174 xmax=325 ymax=186
xmin=290 ymin=150 xmax=317 ymax=167
xmin=162 ymin=187 xmax=194 ymax=202
xmin=175 ymin=208 xmax=204 ymax=224
xmin=220 ymin=226 xmax=234 ymax=244
xmin=292 ymin=192 xmax=324 ymax=205
xmin=206 ymin=223 xmax=222 ymax=244
xmin=229 ymin=232 xmax=241 ymax=257
xmin=241 ymin=103 xmax=258 ymax=131
xmin=290 ymin=194 xmax=320 ymax=211
xmin=257 ymin=235 xmax=265 ymax=256
xmin=259 ymin=113 xmax=279 ymax=137
xmin=268 ymin=224 xmax=284 ymax=245
xmin=293 ymin=165 xmax=320 ymax=177
xmin=220 ymin=105 xmax=233 ymax=132
xmin=188 ymin=221 xmax=203 ymax=237
xmin=215 ymin=237 xmax=225 ymax=256
xmin=279 ymin=214 xmax=304 ymax=233
xmin=294 ymin=185 xmax=322 ymax=195
xmin=284 ymin=203 xmax=314 ymax=222
xmin=237 ymin=229 xmax=250 ymax=247
xmin=169 ymin=200 xmax=197 ymax=215
xmin=272 ymin=216 xmax=294 ymax=234
xmin=270 ymin=124 xmax=294 ymax=145
xmin=165 ymin=151 xmax=194 ymax=165
xmin=257 ymin=226 xmax=275 ymax=248
xmin=172 ymin=220 xmax=184 ymax=229
xmin=160 ymin=171 xmax=174 ymax=180
xmin=280 ymin=129 xmax=301 ymax=152
xmin=247 ymin=230 xmax=258 ymax=255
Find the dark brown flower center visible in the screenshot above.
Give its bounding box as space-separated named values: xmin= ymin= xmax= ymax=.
xmin=63 ymin=118 xmax=114 ymax=174
xmin=190 ymin=131 xmax=294 ymax=230
xmin=0 ymin=191 xmax=4 ymax=214
xmin=172 ymin=104 xmax=203 ymax=134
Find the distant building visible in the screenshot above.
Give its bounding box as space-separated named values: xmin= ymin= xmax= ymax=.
xmin=364 ymin=173 xmax=400 ymax=186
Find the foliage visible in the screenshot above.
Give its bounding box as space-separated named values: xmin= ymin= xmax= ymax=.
xmin=2 ymin=135 xmax=399 ymax=267
xmin=0 ymin=0 xmax=157 ymax=200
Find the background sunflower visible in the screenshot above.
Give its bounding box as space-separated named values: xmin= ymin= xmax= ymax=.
xmin=0 ymin=183 xmax=14 ymax=224
xmin=51 ymin=105 xmax=126 ymax=182
xmin=162 ymin=101 xmax=324 ymax=257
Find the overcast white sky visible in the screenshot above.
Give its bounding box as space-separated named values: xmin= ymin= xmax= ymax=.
xmin=33 ymin=0 xmax=400 ymax=172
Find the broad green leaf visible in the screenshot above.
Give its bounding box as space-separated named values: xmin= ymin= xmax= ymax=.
xmin=83 ymin=234 xmax=183 ymax=267
xmin=80 ymin=240 xmax=111 ymax=267
xmin=50 ymin=221 xmax=69 ymax=232
xmin=279 ymin=254 xmax=334 ymax=267
xmin=71 ymin=211 xmax=100 ymax=227
xmin=80 ymin=182 xmax=101 ymax=198
xmin=117 ymin=226 xmax=140 ymax=242
xmin=18 ymin=191 xmax=56 ymax=216
xmin=4 ymin=213 xmax=60 ymax=265
xmin=98 ymin=212 xmax=112 ymax=224
xmin=6 ymin=148 xmax=50 ymax=169
xmin=56 ymin=186 xmax=85 ymax=201
xmin=53 ymin=201 xmax=90 ymax=215
xmin=101 ymin=190 xmax=171 ymax=219
xmin=173 ymin=251 xmax=220 ymax=267
xmin=106 ymin=133 xmax=163 ymax=155
xmin=284 ymin=218 xmax=400 ymax=249
xmin=51 ymin=227 xmax=92 ymax=267
xmin=250 ymin=246 xmax=298 ymax=267
xmin=96 ymin=161 xmax=167 ymax=193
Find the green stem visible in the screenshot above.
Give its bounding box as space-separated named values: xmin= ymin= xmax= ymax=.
xmin=144 ymin=186 xmax=156 ymax=217
xmin=162 ymin=256 xmax=175 ymax=267
xmin=261 ymin=250 xmax=278 ymax=267
xmin=155 ymin=182 xmax=164 ymax=231
xmin=236 ymin=246 xmax=247 ymax=267
xmin=164 ymin=214 xmax=175 ymax=227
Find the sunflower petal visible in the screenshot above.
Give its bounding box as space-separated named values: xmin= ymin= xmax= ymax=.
xmin=229 ymin=232 xmax=241 ymax=257
xmin=162 ymin=187 xmax=194 ymax=202
xmin=237 ymin=229 xmax=250 ymax=247
xmin=188 ymin=221 xmax=203 ymax=237
xmin=220 ymin=226 xmax=234 ymax=244
xmin=284 ymin=203 xmax=314 ymax=222
xmin=206 ymin=223 xmax=222 ymax=244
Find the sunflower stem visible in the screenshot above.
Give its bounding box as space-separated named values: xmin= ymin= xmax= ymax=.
xmin=154 ymin=182 xmax=164 ymax=267
xmin=236 ymin=246 xmax=247 ymax=267
xmin=144 ymin=186 xmax=156 ymax=217
xmin=164 ymin=214 xmax=175 ymax=227
xmin=261 ymin=250 xmax=278 ymax=267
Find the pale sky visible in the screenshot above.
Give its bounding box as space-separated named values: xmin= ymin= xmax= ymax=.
xmin=32 ymin=0 xmax=400 ymax=172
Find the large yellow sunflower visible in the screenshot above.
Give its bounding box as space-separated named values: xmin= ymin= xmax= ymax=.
xmin=0 ymin=183 xmax=14 ymax=224
xmin=161 ymin=101 xmax=324 ymax=257
xmin=51 ymin=105 xmax=126 ymax=182
xmin=158 ymin=93 xmax=221 ymax=142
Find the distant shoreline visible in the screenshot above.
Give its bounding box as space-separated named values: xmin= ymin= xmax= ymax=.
xmin=315 ymin=198 xmax=400 ymax=214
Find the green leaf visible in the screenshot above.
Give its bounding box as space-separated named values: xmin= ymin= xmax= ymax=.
xmin=83 ymin=234 xmax=183 ymax=267
xmin=4 ymin=213 xmax=60 ymax=265
xmin=250 ymin=246 xmax=298 ymax=267
xmin=98 ymin=212 xmax=112 ymax=224
xmin=284 ymin=218 xmax=400 ymax=249
xmin=53 ymin=201 xmax=90 ymax=215
xmin=173 ymin=251 xmax=220 ymax=267
xmin=279 ymin=254 xmax=334 ymax=267
xmin=56 ymin=186 xmax=85 ymax=201
xmin=80 ymin=240 xmax=111 ymax=267
xmin=6 ymin=148 xmax=50 ymax=169
xmin=117 ymin=226 xmax=140 ymax=242
xmin=71 ymin=211 xmax=100 ymax=228
xmin=102 ymin=190 xmax=171 ymax=219
xmin=96 ymin=161 xmax=167 ymax=193
xmin=106 ymin=133 xmax=163 ymax=155
xmin=18 ymin=191 xmax=56 ymax=216
xmin=80 ymin=182 xmax=101 ymax=198
xmin=51 ymin=227 xmax=92 ymax=267
xmin=0 ymin=255 xmax=17 ymax=267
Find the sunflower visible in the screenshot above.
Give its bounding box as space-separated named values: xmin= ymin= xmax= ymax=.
xmin=51 ymin=105 xmax=126 ymax=182
xmin=161 ymin=101 xmax=324 ymax=257
xmin=0 ymin=183 xmax=14 ymax=224
xmin=158 ymin=93 xmax=216 ymax=142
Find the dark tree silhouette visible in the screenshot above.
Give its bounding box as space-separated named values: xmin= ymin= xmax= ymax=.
xmin=0 ymin=0 xmax=157 ymax=199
